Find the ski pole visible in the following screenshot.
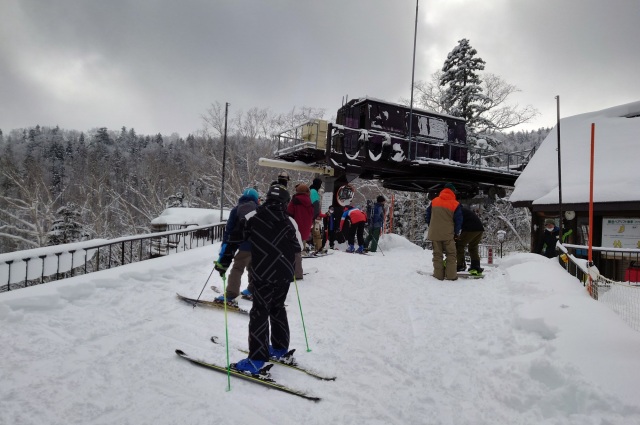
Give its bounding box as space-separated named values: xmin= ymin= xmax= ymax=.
xmin=193 ymin=267 xmax=216 ymax=307
xmin=374 ymin=232 xmax=385 ymax=257
xmin=292 ymin=276 xmax=312 ymax=352
xmin=220 ymin=274 xmax=232 ymax=391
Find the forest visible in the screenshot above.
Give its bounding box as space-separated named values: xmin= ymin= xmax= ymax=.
xmin=0 ymin=111 xmax=547 ymax=255
xmin=0 ymin=38 xmax=550 ymax=255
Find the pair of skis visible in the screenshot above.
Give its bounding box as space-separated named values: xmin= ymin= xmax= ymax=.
xmin=175 ymin=337 xmax=335 ymax=402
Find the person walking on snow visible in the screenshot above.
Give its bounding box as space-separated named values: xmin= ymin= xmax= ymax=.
xmin=425 ymin=183 xmax=462 ymax=280
xmin=455 ymin=205 xmax=485 ymax=274
xmin=364 ymin=195 xmax=386 ymax=253
xmin=340 ymin=204 xmax=367 ymax=253
xmin=231 ymin=184 xmax=302 ymax=375
xmin=213 ymin=188 xmax=259 ymax=303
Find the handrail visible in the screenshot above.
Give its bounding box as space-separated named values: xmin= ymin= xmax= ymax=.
xmin=1 ymin=223 xmax=226 ymax=292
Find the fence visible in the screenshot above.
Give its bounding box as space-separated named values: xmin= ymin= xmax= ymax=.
xmin=560 ymin=243 xmax=640 ymax=331
xmin=0 ymin=223 xmax=226 ymax=292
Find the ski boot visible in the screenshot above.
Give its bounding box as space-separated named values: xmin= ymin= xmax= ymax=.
xmin=213 ymin=295 xmax=238 ymax=307
xmin=346 ymin=244 xmax=355 ymax=253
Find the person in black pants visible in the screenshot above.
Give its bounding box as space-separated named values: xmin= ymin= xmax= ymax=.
xmin=229 ymin=184 xmax=302 ymax=375
xmin=455 ymin=206 xmax=485 ymax=273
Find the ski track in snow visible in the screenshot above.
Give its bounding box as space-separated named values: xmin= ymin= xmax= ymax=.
xmin=1 ymin=237 xmax=640 ymax=424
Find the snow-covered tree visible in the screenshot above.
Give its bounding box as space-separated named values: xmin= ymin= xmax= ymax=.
xmin=440 ymin=38 xmax=489 ymax=130
xmin=47 ymin=203 xmax=86 ymax=246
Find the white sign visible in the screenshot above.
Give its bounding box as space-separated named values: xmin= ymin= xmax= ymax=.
xmin=601 ymin=217 xmax=640 ymax=249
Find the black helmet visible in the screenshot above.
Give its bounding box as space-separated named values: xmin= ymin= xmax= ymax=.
xmin=266 ymin=184 xmax=291 ymax=204
xmin=376 ymin=195 xmax=386 ymax=203
xmin=277 ymin=171 xmax=290 ymax=181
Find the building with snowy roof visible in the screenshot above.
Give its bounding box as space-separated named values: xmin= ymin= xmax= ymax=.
xmin=510 ymin=101 xmax=640 ymax=280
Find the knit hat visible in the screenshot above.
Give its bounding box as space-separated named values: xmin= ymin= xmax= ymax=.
xmin=376 ymin=195 xmax=386 ymax=203
xmin=266 ymin=184 xmax=291 ymax=204
xmin=444 ymin=183 xmax=456 ymax=192
xmin=311 ymin=178 xmax=322 ymax=189
xmin=242 ymin=188 xmax=259 ymax=202
xmin=295 ymin=183 xmax=310 ymax=194
xmin=544 ymin=219 xmax=555 ymax=226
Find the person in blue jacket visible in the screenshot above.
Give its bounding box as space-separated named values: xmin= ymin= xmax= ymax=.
xmin=364 ymin=196 xmax=386 ymax=252
xmin=214 ymin=188 xmax=259 ymax=303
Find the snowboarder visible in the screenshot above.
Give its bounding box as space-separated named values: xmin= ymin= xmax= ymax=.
xmin=455 ymin=205 xmax=485 ymax=274
xmin=364 ymin=195 xmax=386 ymax=253
xmin=425 ymin=183 xmax=462 ymax=280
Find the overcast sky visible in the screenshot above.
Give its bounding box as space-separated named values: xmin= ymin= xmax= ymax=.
xmin=1 ymin=0 xmax=638 ymax=138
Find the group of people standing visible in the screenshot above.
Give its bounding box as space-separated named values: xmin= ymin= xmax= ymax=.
xmin=211 ymin=173 xmax=389 ymax=375
xmin=425 ymin=183 xmax=485 ymax=281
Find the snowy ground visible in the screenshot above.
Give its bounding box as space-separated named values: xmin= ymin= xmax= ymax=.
xmin=1 ymin=234 xmax=640 ymax=425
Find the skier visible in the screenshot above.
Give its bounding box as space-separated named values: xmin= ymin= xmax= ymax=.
xmin=364 ymin=195 xmax=386 ymax=253
xmin=339 ymin=204 xmax=367 ymax=253
xmin=425 ymin=183 xmax=462 ymax=280
xmin=232 ymin=183 xmax=302 ymax=375
xmin=213 ymin=188 xmax=259 ymax=303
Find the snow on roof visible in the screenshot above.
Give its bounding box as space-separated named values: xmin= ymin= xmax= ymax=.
xmin=510 ymin=100 xmax=640 ymax=206
xmin=150 ymin=208 xmax=229 ymax=226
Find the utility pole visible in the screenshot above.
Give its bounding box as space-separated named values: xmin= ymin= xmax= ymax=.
xmin=408 ymin=0 xmax=419 ymax=160
xmin=219 ymin=102 xmax=229 ymax=222
xmin=555 ymin=96 xmax=563 ymax=241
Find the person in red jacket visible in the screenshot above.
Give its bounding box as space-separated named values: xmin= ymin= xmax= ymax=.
xmin=287 ymin=183 xmax=313 ymax=279
xmin=340 ymin=205 xmax=367 ymax=253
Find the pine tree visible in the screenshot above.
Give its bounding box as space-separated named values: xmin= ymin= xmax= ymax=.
xmin=440 ymin=38 xmax=489 ymax=131
xmin=47 ymin=203 xmax=86 ymax=246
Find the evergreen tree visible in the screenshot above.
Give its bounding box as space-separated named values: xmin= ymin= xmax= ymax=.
xmin=47 ymin=203 xmax=86 ymax=245
xmin=440 ymin=38 xmax=489 ymax=131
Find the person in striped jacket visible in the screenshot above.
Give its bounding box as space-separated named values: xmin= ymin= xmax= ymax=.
xmin=340 ymin=205 xmax=368 ymax=254
xmin=425 ymin=183 xmax=463 ymax=280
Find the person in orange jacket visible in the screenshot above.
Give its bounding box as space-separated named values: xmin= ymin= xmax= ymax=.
xmin=425 ymin=183 xmax=463 ymax=280
xmin=339 ymin=205 xmax=367 ymax=253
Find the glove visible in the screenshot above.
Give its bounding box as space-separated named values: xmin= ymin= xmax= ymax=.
xmin=214 ymin=261 xmax=228 ymax=277
xmin=454 ymin=233 xmax=461 ymax=242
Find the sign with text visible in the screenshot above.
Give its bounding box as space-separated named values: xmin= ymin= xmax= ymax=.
xmin=601 ymin=217 xmax=640 ymax=249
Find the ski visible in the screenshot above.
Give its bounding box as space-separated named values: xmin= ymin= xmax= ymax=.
xmin=175 ymin=349 xmax=321 ymax=402
xmin=175 ymin=293 xmax=249 ymax=315
xmin=302 ymin=251 xmax=333 ymax=258
xmin=210 ymin=336 xmax=336 ymax=381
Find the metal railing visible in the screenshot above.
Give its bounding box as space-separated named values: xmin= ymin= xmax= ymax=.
xmin=560 ymin=244 xmax=640 ymax=331
xmin=1 ymin=223 xmax=225 ymax=292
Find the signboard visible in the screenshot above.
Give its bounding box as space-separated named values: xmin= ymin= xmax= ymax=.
xmin=601 ymin=217 xmax=640 ymax=249
xmin=321 ymin=191 xmax=333 ymax=212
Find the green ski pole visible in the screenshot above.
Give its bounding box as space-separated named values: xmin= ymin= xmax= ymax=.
xmin=293 ymin=276 xmax=312 ymax=352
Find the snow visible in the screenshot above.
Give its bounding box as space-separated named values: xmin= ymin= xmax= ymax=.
xmin=2 ymin=234 xmax=640 ymax=424
xmin=510 ymin=101 xmax=640 ymax=205
xmin=150 ymin=207 xmax=229 ymax=226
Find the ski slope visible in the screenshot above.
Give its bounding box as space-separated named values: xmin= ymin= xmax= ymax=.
xmin=1 ymin=234 xmax=640 ymax=425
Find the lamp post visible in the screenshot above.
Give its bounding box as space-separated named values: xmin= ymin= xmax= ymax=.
xmin=497 ymin=230 xmax=506 ymax=258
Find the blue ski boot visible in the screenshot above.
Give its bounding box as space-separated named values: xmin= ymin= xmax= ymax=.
xmin=346 ymin=244 xmax=355 ymax=253
xmin=232 ymin=358 xmax=266 ymax=375
xmin=356 ymin=245 xmax=365 ymax=254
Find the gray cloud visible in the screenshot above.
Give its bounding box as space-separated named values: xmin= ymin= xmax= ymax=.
xmin=1 ymin=0 xmax=638 ymax=137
